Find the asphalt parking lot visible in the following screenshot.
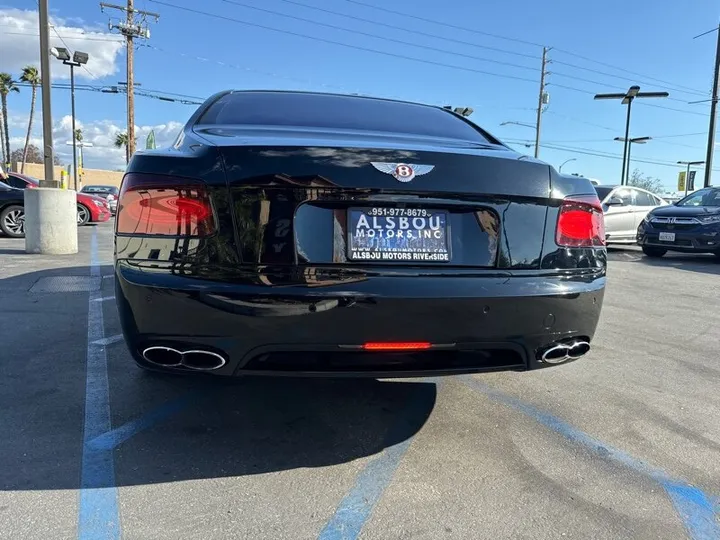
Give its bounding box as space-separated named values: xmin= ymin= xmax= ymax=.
xmin=1 ymin=223 xmax=719 ymax=540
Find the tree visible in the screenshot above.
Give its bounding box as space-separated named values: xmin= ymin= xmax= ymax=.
xmin=0 ymin=73 xmax=19 ymax=169
xmin=19 ymin=66 xmax=40 ymax=173
xmin=10 ymin=144 xmax=61 ymax=167
xmin=628 ymin=168 xmax=663 ymax=194
xmin=115 ymin=132 xmax=130 ymax=164
xmin=74 ymin=128 xmax=83 ymax=142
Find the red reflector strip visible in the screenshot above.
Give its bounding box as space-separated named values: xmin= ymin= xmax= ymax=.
xmin=362 ymin=342 xmax=432 ymax=351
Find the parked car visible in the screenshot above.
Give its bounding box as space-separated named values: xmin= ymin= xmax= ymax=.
xmin=637 ymin=186 xmax=720 ymax=258
xmin=80 ymin=185 xmax=119 ymax=214
xmin=4 ymin=172 xmax=112 ymax=225
xmin=115 ymin=90 xmax=607 ymax=378
xmin=0 ymin=181 xmax=25 ymax=238
xmin=593 ymin=185 xmax=669 ymax=244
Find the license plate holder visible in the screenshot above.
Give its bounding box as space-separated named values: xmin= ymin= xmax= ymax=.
xmin=347 ymin=207 xmax=451 ymax=262
xmin=659 ymin=232 xmax=676 ymax=242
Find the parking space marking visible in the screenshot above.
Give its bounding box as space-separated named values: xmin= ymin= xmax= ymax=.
xmin=78 ymin=228 xmax=121 ymax=540
xmin=92 ymin=296 xmax=116 ymax=302
xmin=462 ymin=376 xmax=720 ymax=540
xmin=88 ymin=392 xmax=203 ymax=451
xmin=92 ymin=334 xmax=123 ymax=347
xmin=317 ymin=381 xmax=438 ymax=540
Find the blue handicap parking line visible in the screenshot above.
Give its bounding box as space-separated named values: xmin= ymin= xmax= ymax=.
xmin=462 ymin=376 xmax=720 ymax=540
xmin=88 ymin=392 xmax=204 ymax=451
xmin=78 ymin=229 xmax=121 ymax=540
xmin=318 ymin=380 xmax=439 ymax=540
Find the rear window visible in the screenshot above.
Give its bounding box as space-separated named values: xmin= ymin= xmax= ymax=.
xmin=196 ymin=92 xmax=493 ymax=143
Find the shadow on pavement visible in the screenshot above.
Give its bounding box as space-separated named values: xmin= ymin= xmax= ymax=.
xmin=111 ymin=375 xmax=437 ymax=488
xmin=0 ymin=263 xmax=438 ymax=491
xmin=633 ymin=252 xmax=720 ymax=276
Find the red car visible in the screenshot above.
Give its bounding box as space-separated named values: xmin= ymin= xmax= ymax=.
xmin=4 ymin=172 xmax=111 ymax=225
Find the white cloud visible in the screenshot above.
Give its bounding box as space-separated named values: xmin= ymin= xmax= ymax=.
xmin=0 ymin=8 xmax=125 ymax=80
xmin=8 ymin=114 xmax=183 ymax=170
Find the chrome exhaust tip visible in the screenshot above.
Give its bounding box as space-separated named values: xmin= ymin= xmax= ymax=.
xmin=540 ymin=340 xmax=591 ymax=364
xmin=141 ymin=346 xmax=226 ymax=370
xmin=181 ymin=350 xmax=227 ymax=371
xmin=142 ymin=346 xmax=183 ymax=367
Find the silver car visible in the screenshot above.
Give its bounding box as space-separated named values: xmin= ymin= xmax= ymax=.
xmin=594 ymin=185 xmax=669 ymax=244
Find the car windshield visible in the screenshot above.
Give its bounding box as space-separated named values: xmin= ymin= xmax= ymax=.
xmin=594 ymin=186 xmax=613 ymax=201
xmin=675 ymin=187 xmax=720 ymax=207
xmin=83 ymin=186 xmax=116 ymax=193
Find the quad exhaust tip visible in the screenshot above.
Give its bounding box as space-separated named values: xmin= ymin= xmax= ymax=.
xmin=142 ymin=346 xmax=227 ymax=371
xmin=540 ymin=339 xmax=591 ymax=364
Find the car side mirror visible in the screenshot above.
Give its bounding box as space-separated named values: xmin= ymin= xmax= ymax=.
xmin=606 ymin=196 xmax=623 ymax=206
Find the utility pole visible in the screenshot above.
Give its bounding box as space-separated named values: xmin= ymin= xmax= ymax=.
xmin=535 ymin=47 xmax=550 ymax=159
xmin=38 ymin=0 xmax=56 ymax=187
xmin=703 ymin=24 xmax=720 ymax=187
xmin=100 ymin=1 xmax=158 ymax=161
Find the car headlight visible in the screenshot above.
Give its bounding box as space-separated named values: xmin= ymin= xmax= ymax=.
xmin=699 ymin=215 xmax=720 ymax=225
xmin=92 ymin=199 xmax=105 ymax=208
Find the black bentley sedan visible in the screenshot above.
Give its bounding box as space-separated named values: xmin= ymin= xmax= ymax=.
xmin=114 ymin=90 xmax=607 ymax=378
xmin=637 ymin=186 xmax=720 ymax=259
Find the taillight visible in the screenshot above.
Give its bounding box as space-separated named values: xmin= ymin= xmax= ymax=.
xmin=556 ymin=194 xmax=605 ymax=247
xmin=116 ymin=173 xmax=216 ymax=237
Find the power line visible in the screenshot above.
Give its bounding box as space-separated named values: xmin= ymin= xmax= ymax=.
xmin=552 ymin=59 xmax=709 ymax=99
xmin=551 ymin=70 xmax=700 ymax=105
xmin=264 ymin=0 xmax=540 ymax=61
xmin=149 ymin=1 xmax=541 ymax=85
xmin=218 ymin=0 xmax=539 ymax=74
xmin=549 ymin=81 xmax=712 ymax=117
xmin=339 ymin=0 xmax=544 ymax=48
xmin=338 ymin=0 xmax=705 ymax=101
xmin=552 ymin=48 xmax=711 ymax=98
xmin=3 ymin=31 xmax=125 ymax=43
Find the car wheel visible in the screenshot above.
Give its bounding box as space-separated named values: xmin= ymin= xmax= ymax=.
xmin=642 ymin=247 xmax=667 ymax=258
xmin=0 ymin=205 xmax=25 ymax=238
xmin=77 ymin=204 xmax=90 ymax=226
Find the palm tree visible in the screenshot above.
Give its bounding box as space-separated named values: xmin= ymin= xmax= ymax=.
xmin=115 ymin=132 xmax=129 ymax=164
xmin=74 ymin=128 xmax=83 ymax=142
xmin=0 ymin=73 xmax=19 ymax=169
xmin=19 ymin=66 xmax=40 ymax=173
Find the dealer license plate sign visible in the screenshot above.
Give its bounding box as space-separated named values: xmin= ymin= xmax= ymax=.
xmin=659 ymin=232 xmax=675 ymax=242
xmin=347 ymin=207 xmax=450 ymax=262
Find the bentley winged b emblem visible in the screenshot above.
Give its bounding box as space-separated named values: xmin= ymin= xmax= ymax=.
xmin=370 ymin=162 xmax=435 ymax=183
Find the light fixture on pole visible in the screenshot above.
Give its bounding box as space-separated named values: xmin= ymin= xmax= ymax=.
xmin=443 ymin=106 xmax=474 ymax=117
xmin=558 ymin=158 xmax=577 ymax=172
xmin=677 ymin=160 xmax=705 ymax=196
xmin=614 ymin=136 xmax=651 ymax=184
xmin=50 ymin=47 xmax=89 ymax=191
xmin=595 ymin=86 xmax=668 ymax=185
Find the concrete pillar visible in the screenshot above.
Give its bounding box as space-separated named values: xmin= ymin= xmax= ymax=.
xmin=24 ymin=188 xmax=78 ymax=254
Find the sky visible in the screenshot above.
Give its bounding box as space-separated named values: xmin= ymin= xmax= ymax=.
xmin=0 ymin=0 xmax=719 ymax=191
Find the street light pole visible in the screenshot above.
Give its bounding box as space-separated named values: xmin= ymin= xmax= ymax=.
xmin=69 ymin=63 xmax=78 ymax=191
xmin=614 ymin=137 xmax=651 ymax=185
xmin=50 ymin=48 xmax=88 ymax=191
xmin=559 ymin=158 xmax=577 ymax=172
xmin=621 ymin=99 xmax=632 ymax=184
xmin=595 ymin=86 xmax=669 ymax=186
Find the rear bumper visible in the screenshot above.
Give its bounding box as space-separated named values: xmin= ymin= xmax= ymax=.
xmin=115 ymin=262 xmax=606 ymax=377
